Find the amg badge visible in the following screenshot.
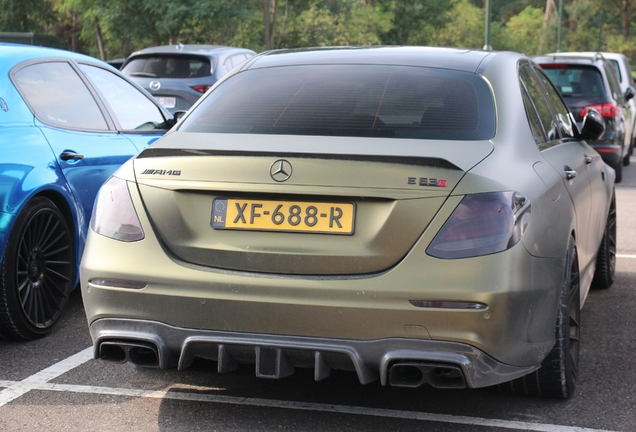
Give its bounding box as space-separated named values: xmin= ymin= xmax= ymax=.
xmin=141 ymin=169 xmax=181 ymax=176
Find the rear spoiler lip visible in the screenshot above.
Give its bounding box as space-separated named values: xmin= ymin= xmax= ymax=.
xmin=136 ymin=148 xmax=462 ymax=171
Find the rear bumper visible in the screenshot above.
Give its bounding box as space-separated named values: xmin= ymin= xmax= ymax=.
xmin=81 ymin=178 xmax=567 ymax=385
xmin=591 ymin=143 xmax=622 ymax=166
xmin=89 ymin=318 xmax=538 ymax=389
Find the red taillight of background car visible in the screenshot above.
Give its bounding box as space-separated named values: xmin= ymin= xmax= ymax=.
xmin=580 ymin=102 xmax=617 ymax=118
xmin=191 ymin=85 xmax=212 ymax=93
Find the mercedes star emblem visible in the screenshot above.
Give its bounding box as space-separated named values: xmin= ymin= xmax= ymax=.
xmin=270 ymin=159 xmax=293 ymax=182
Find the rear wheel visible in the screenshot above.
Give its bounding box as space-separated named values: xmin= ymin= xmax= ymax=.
xmin=613 ymin=161 xmax=623 ymax=183
xmin=0 ymin=197 xmax=74 ymax=340
xmin=499 ymin=237 xmax=580 ymax=399
xmin=592 ymin=192 xmax=616 ymax=289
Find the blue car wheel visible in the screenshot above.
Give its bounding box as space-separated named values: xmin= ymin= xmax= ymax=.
xmin=0 ymin=196 xmax=74 ymax=340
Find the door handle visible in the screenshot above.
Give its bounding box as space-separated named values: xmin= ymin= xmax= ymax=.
xmin=564 ymin=167 xmax=577 ymax=180
xmin=584 ymin=155 xmax=594 ymax=164
xmin=60 ymin=151 xmax=84 ymax=161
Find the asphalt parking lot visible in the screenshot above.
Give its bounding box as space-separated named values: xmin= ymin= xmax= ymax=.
xmin=1 ymin=165 xmax=635 ymax=432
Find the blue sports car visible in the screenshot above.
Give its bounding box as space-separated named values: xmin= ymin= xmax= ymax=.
xmin=0 ymin=43 xmax=175 ymax=340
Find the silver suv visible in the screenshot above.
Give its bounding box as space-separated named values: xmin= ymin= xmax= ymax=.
xmin=122 ymin=44 xmax=255 ymax=113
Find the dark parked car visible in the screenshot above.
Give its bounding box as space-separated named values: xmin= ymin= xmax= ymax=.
xmin=106 ymin=57 xmax=125 ymax=70
xmin=0 ymin=43 xmax=175 ymax=340
xmin=534 ymin=53 xmax=634 ymax=182
xmin=548 ymin=52 xmax=636 ymax=157
xmin=82 ymin=47 xmax=614 ymax=399
xmin=121 ymin=44 xmax=256 ymax=113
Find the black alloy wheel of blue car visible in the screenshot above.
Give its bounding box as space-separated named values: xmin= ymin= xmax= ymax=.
xmin=0 ymin=196 xmax=74 ymax=340
xmin=499 ymin=236 xmax=580 ymax=399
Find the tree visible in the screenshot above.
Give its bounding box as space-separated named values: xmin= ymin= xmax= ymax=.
xmin=503 ymin=6 xmax=545 ymax=55
xmin=431 ymin=0 xmax=486 ymax=48
xmin=0 ymin=0 xmax=56 ymax=32
xmin=377 ymin=0 xmax=454 ymax=46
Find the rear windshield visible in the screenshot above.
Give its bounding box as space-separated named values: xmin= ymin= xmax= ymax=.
xmin=178 ymin=65 xmax=496 ymax=140
xmin=541 ymin=65 xmax=605 ymax=98
xmin=122 ymin=55 xmax=211 ymax=79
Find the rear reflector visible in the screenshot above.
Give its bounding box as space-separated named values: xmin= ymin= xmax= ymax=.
xmin=191 ymin=85 xmax=212 ymax=93
xmin=409 ymin=300 xmax=487 ymax=310
xmin=595 ymin=148 xmax=619 ymax=154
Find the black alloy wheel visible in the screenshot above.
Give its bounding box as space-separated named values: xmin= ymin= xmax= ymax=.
xmin=0 ymin=197 xmax=74 ymax=340
xmin=614 ymin=160 xmax=623 ymax=183
xmin=592 ymin=191 xmax=616 ymax=289
xmin=499 ymin=237 xmax=580 ymax=399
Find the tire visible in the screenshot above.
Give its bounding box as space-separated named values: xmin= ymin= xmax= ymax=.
xmin=592 ymin=191 xmax=616 ymax=289
xmin=623 ymin=154 xmax=631 ymax=166
xmin=499 ymin=237 xmax=580 ymax=399
xmin=0 ymin=196 xmax=75 ymax=340
xmin=614 ymin=161 xmax=623 ymax=183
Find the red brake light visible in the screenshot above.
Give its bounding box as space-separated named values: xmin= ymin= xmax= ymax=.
xmin=580 ymin=102 xmax=617 ymax=118
xmin=191 ymin=85 xmax=212 ymax=94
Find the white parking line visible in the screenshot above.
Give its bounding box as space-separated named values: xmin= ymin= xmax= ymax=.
xmin=0 ymin=346 xmax=93 ymax=406
xmin=0 ymin=346 xmax=618 ymax=432
xmin=617 ymin=254 xmax=636 ymax=258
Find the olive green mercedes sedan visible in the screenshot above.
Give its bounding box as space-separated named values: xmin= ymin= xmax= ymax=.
xmin=81 ymin=47 xmax=615 ymax=399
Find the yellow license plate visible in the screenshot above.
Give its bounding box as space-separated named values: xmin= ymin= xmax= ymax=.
xmin=211 ymin=198 xmax=355 ymax=235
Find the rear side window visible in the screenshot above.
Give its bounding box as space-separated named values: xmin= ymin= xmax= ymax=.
xmin=13 ymin=61 xmax=108 ymax=130
xmin=79 ymin=64 xmax=167 ymax=130
xmin=179 ymin=65 xmax=496 ymax=140
xmin=122 ymin=55 xmax=211 ymax=79
xmin=519 ymin=64 xmax=555 ymax=142
xmin=604 ymin=62 xmax=623 ymax=102
xmin=541 ymin=65 xmax=606 ymax=98
xmin=609 ymin=59 xmax=622 ymax=83
xmin=534 ymin=67 xmax=575 ymax=138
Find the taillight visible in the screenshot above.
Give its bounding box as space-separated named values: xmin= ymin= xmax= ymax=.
xmin=90 ymin=177 xmax=144 ymax=242
xmin=580 ymin=102 xmax=617 ymax=118
xmin=191 ymin=85 xmax=212 ymax=93
xmin=427 ymin=192 xmax=530 ymax=259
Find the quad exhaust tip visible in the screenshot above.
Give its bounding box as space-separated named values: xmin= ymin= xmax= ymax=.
xmin=99 ymin=340 xmax=160 ymax=368
xmin=388 ymin=361 xmax=467 ymax=389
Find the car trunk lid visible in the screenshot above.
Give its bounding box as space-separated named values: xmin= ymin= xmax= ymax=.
xmin=133 ymin=132 xmax=492 ymax=275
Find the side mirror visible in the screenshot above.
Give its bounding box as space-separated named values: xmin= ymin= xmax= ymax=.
xmin=625 ymin=86 xmax=635 ymax=101
xmin=579 ymin=107 xmax=605 ymax=141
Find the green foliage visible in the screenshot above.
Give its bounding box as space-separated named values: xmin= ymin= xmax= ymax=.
xmin=502 ymin=6 xmax=545 ymax=55
xmin=0 ymin=0 xmax=56 ymax=32
xmin=10 ymin=0 xmax=636 ymax=69
xmin=283 ymin=0 xmax=392 ymax=48
xmin=431 ymin=0 xmax=485 ymax=49
xmin=379 ymin=0 xmax=454 ymax=46
xmin=565 ymin=0 xmax=602 ymax=51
